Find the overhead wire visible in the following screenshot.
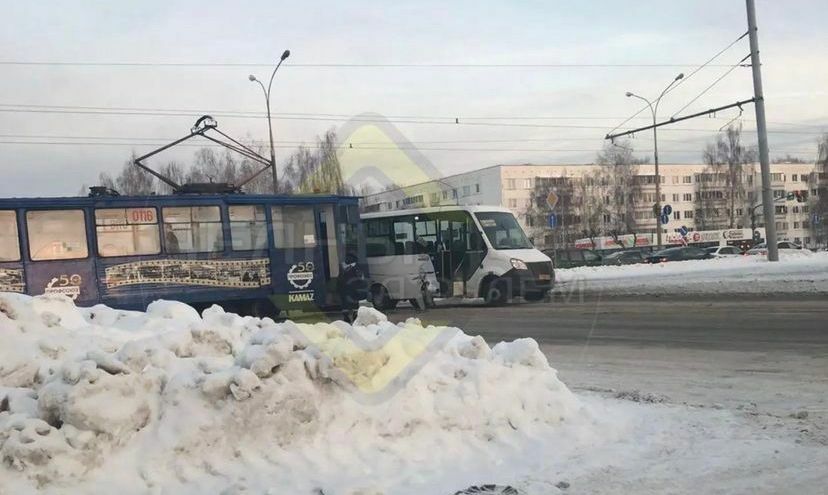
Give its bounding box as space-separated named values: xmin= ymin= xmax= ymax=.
xmin=605 ymin=30 xmax=750 ymax=137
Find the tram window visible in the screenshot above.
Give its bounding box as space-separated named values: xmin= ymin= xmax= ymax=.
xmin=0 ymin=211 xmax=20 ymax=261
xmin=229 ymin=205 xmax=267 ymax=251
xmin=95 ymin=208 xmax=161 ymax=257
xmin=271 ymin=206 xmax=316 ymax=249
xmin=162 ymin=206 xmax=223 ymax=253
xmin=27 ymin=210 xmax=89 ymax=261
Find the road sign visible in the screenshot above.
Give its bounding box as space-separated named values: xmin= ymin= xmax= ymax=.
xmin=678 ymin=225 xmax=689 ymax=236
xmin=662 ymin=204 xmax=673 ymax=216
xmin=547 ymin=213 xmax=557 ymax=229
xmin=660 ymin=213 xmax=670 ymax=225
xmin=546 ymin=191 xmax=559 ymax=209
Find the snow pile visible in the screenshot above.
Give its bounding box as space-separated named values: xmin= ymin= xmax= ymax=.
xmin=556 ymin=251 xmax=828 ymax=295
xmin=0 ymin=294 xmax=586 ymax=494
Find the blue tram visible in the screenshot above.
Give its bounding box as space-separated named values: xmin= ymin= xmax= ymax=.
xmin=0 ymin=192 xmax=364 ymax=315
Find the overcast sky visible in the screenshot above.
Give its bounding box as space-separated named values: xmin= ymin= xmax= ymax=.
xmin=1 ymin=0 xmax=826 ymax=196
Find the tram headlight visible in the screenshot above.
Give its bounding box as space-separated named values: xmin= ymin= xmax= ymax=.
xmin=510 ymin=258 xmax=528 ymax=270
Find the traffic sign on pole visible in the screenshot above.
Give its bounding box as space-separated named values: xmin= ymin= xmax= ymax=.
xmin=662 ymin=204 xmax=673 ymax=216
xmin=660 ymin=213 xmax=670 ymax=225
xmin=678 ymin=225 xmax=688 ymax=236
xmin=546 ymin=191 xmax=559 ymax=210
xmin=547 ymin=213 xmax=557 ymax=229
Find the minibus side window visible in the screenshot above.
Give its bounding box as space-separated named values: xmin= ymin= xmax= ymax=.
xmin=365 ymin=218 xmax=393 ymax=257
xmin=0 ymin=211 xmax=20 ymax=261
xmin=27 ymin=210 xmax=89 ymax=261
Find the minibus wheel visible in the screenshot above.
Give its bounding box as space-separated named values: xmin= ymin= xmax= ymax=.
xmin=483 ymin=278 xmax=510 ymax=306
xmin=371 ymin=284 xmax=398 ymax=311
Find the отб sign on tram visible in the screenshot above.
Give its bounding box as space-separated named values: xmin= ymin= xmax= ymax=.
xmin=0 ymin=192 xmax=363 ymax=314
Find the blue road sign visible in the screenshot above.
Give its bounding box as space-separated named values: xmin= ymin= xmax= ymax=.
xmin=678 ymin=225 xmax=689 ymax=236
xmin=547 ymin=213 xmax=557 ymax=229
xmin=660 ymin=213 xmax=670 ymax=225
xmin=662 ymin=204 xmax=673 ymax=216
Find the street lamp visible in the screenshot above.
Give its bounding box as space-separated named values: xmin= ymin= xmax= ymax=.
xmin=626 ymin=72 xmax=683 ymax=249
xmin=249 ymin=49 xmax=291 ymax=194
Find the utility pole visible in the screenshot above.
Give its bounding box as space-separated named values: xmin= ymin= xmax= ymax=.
xmin=746 ymin=0 xmax=778 ymax=261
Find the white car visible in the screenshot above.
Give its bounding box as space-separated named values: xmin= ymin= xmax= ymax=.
xmin=746 ymin=241 xmax=802 ymax=256
xmin=705 ymin=245 xmax=744 ymax=258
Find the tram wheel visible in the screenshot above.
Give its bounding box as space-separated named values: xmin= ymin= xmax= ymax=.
xmin=250 ymin=298 xmax=280 ymax=319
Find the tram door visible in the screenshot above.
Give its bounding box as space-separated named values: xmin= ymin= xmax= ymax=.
xmin=317 ymin=205 xmax=340 ymax=306
xmin=270 ymin=205 xmax=323 ymax=309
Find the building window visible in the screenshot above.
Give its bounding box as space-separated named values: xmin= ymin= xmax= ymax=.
xmin=672 ymin=176 xmax=679 ymax=184
xmin=442 ymin=191 xmax=448 ymax=200
xmin=475 ymin=183 xmax=480 ymax=193
xmin=794 ymin=221 xmax=800 ymax=229
xmin=463 ymin=185 xmax=471 ymax=197
xmin=0 ymin=210 xmax=20 ymax=261
xmin=523 ymin=178 xmax=533 ymax=189
xmin=684 ymin=210 xmax=694 ymax=219
xmin=95 ymin=207 xmax=160 ymax=257
xmin=792 ymin=174 xmax=799 ymax=182
xmin=506 ymin=179 xmax=516 ymax=190
xmin=430 ymin=192 xmax=439 ymax=205
xmin=162 ymin=206 xmax=223 ymax=253
xmin=673 ymin=211 xmax=680 ymax=220
xmin=683 ymin=176 xmax=692 ymax=184
xmin=27 ymin=210 xmax=89 ymax=261
xmin=672 ymin=194 xmax=680 ymax=202
xmin=508 ymin=198 xmax=518 ymax=208
xmin=229 ymin=205 xmax=268 ymax=251
xmin=771 ymin=173 xmax=785 ymax=182
xmin=683 ymin=193 xmax=692 ymax=202
xmin=792 ymin=206 xmax=800 ymax=214
xmin=775 ymin=205 xmax=787 ymax=215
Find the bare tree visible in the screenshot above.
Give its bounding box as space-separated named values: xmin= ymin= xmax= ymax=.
xmin=595 ymin=141 xmax=643 ymax=240
xmin=696 ymin=125 xmax=755 ymax=230
xmin=89 ymin=130 xmax=351 ymax=197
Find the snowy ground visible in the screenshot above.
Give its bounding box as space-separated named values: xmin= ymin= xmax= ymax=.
xmin=1 ymin=293 xmax=826 ymax=494
xmin=555 ymin=251 xmax=828 ymax=296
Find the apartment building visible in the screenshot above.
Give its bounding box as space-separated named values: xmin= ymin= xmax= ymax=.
xmin=360 ymin=162 xmax=822 ymax=248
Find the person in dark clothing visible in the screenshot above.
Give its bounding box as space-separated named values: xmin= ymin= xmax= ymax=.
xmin=337 ymin=253 xmax=365 ymax=323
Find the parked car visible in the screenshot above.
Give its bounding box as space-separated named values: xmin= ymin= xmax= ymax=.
xmin=645 ymin=246 xmax=712 ymax=263
xmin=705 ymin=245 xmax=744 ymax=258
xmin=542 ymin=248 xmax=602 ymax=269
xmin=602 ymin=250 xmax=646 ymax=265
xmin=746 ymin=241 xmax=803 ymax=256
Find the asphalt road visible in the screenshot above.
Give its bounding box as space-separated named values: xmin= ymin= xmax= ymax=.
xmin=387 ymin=294 xmax=828 ymax=353
xmin=386 ymin=294 xmax=828 ymax=418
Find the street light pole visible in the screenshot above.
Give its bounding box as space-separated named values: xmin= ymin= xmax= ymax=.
xmin=249 ymin=49 xmax=290 ymax=194
xmin=626 ymin=73 xmax=683 ymax=250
